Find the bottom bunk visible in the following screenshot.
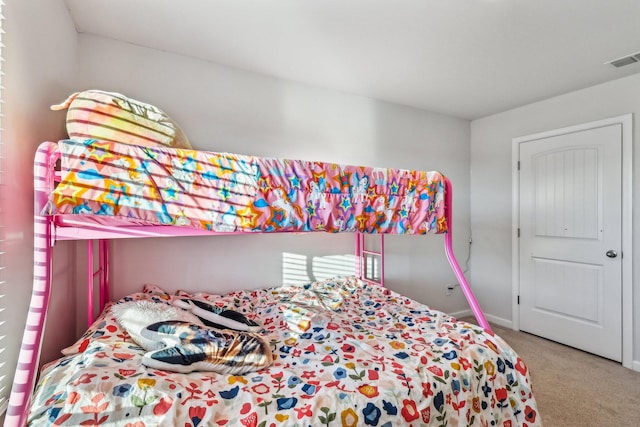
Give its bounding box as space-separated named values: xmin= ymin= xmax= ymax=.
xmin=27 ymin=276 xmax=539 ymax=426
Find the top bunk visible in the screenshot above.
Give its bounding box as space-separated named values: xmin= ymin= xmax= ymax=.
xmin=34 ymin=138 xmax=490 ymax=333
xmin=36 ymin=138 xmax=449 ymax=241
xmin=34 ymin=137 xmax=489 ymax=332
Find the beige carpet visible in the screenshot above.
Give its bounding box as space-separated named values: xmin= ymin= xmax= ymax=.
xmin=465 ymin=319 xmax=640 ymax=427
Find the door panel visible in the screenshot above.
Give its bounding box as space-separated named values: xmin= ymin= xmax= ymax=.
xmin=531 ymin=258 xmax=601 ymax=323
xmin=533 ymin=148 xmax=599 ymax=239
xmin=519 ymin=124 xmax=621 ymax=361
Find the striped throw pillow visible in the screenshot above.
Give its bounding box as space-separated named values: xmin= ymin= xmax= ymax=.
xmin=51 ymin=90 xmax=192 ymax=149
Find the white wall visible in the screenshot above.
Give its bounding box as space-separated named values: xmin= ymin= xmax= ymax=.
xmin=8 ymin=0 xmax=640 ymax=416
xmin=470 ymin=73 xmax=640 ymax=363
xmin=74 ymin=34 xmax=473 ymax=331
xmin=2 ymin=0 xmax=78 ymax=410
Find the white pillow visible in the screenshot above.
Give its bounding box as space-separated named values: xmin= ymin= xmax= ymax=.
xmin=111 ymin=300 xmax=203 ymax=351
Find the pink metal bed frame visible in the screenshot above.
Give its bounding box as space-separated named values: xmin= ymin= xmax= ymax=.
xmin=4 ymin=141 xmax=490 ymax=426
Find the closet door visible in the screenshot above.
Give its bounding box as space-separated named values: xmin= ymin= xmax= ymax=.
xmin=518 ymin=123 xmax=622 ymax=362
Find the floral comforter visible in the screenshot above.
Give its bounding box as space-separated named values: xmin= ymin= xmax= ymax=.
xmin=29 ymin=277 xmax=540 ymax=426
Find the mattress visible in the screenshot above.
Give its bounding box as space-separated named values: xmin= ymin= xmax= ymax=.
xmin=48 ymin=139 xmax=447 ymax=235
xmin=28 ymin=277 xmax=540 ymax=426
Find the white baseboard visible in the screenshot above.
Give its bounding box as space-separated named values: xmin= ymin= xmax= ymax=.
xmin=485 ymin=313 xmax=513 ymax=329
xmin=632 ymin=360 xmax=640 ymax=372
xmin=448 ymin=308 xmax=472 ymax=319
xmin=448 ymin=309 xmax=514 ymax=330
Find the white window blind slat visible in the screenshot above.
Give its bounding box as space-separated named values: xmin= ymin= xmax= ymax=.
xmin=0 ymin=0 xmax=6 ymax=414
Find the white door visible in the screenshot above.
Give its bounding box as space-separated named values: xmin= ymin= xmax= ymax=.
xmin=518 ymin=124 xmax=622 ymax=361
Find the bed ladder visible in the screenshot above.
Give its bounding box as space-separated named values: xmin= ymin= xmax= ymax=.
xmin=355 ymin=233 xmax=385 ymax=286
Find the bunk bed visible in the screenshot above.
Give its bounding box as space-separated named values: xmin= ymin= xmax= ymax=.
xmin=6 ymin=139 xmax=539 ymax=426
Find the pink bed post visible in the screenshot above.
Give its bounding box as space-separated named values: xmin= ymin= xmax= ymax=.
xmin=443 ymin=177 xmax=492 ymax=332
xmin=5 ymin=142 xmax=58 ymax=426
xmin=100 ymin=239 xmax=110 ymax=314
xmin=379 ymin=235 xmax=385 ymax=286
xmin=87 ymin=239 xmax=110 ymax=325
xmin=355 ymin=233 xmax=361 ymax=279
xmin=87 ymin=241 xmax=94 ymax=326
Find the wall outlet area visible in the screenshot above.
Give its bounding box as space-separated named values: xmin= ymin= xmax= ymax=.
xmin=445 ymin=284 xmax=457 ymax=296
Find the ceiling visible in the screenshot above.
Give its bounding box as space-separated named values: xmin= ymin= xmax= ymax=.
xmin=64 ymin=0 xmax=640 ymax=120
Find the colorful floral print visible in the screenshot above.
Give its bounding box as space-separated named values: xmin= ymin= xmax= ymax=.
xmin=29 ymin=277 xmax=540 ymax=426
xmin=50 ymin=139 xmax=447 ymax=235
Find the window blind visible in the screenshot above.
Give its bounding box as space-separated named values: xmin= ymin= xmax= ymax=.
xmin=0 ymin=0 xmax=7 ymax=415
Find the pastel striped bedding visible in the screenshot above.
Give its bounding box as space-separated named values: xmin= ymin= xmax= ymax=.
xmin=49 ymin=139 xmax=447 ymax=235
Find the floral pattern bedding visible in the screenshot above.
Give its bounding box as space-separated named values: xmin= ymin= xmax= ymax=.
xmin=49 ymin=139 xmax=446 ymax=235
xmin=29 ymin=277 xmax=540 ymax=426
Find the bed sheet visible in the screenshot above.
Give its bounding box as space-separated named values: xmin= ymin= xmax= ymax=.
xmin=49 ymin=139 xmax=447 ymax=235
xmin=29 ymin=277 xmax=539 ymax=426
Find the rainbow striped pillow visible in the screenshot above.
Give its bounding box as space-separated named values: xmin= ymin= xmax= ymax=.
xmin=51 ymin=90 xmax=192 ymax=149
